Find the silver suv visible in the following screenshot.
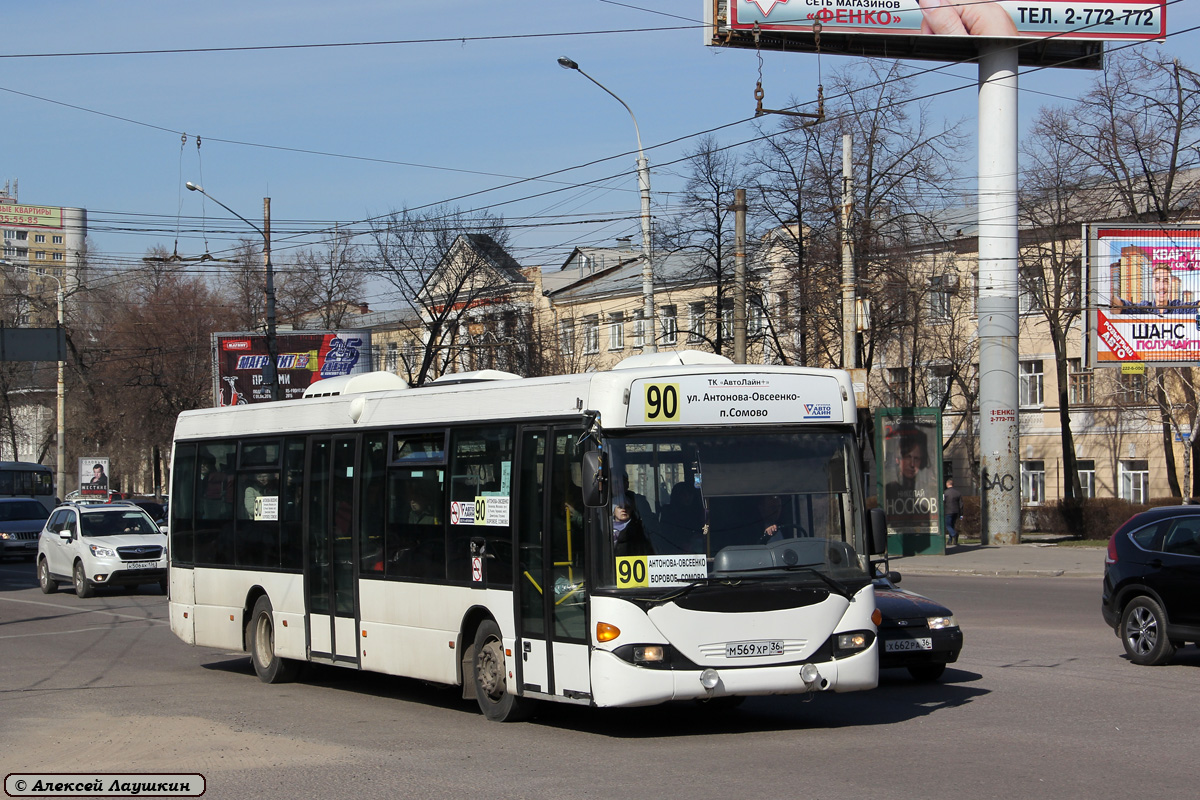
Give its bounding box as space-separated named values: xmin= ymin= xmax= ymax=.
xmin=37 ymin=501 xmax=167 ymax=597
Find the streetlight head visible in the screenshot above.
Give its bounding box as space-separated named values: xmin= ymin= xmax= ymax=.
xmin=557 ymin=56 xmax=579 ymax=71
xmin=185 ymin=181 xmax=202 ymax=192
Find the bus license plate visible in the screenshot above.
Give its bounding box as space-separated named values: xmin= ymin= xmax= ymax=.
xmin=123 ymin=560 xmax=157 ymax=570
xmin=726 ymin=640 xmax=784 ymax=658
xmin=885 ymin=638 xmax=933 ymax=652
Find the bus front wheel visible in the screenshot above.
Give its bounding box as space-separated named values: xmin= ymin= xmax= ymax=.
xmin=472 ymin=620 xmax=534 ymax=722
xmin=247 ymin=595 xmax=300 ymax=684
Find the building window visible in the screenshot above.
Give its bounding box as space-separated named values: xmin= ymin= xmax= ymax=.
xmin=632 ymin=312 xmax=646 ymax=348
xmin=34 ymin=251 xmax=45 ymax=260
xmin=15 ymin=231 xmax=27 ymax=241
xmin=1120 ymin=460 xmax=1149 ymax=503
xmin=688 ymin=302 xmax=706 ymax=343
xmin=583 ymin=316 xmax=599 ymax=355
xmin=51 ymin=252 xmax=64 ymax=261
xmin=52 ymin=235 xmax=63 ymax=244
xmin=721 ymin=307 xmax=733 ymax=340
xmin=1019 ymin=360 xmax=1044 ymax=407
xmin=2 ymin=229 xmax=14 ymax=239
xmin=749 ymin=297 xmax=765 ymax=334
xmin=1118 ymin=372 xmax=1148 ymax=402
xmin=660 ymin=305 xmax=678 ymax=346
xmin=1068 ymin=358 xmax=1093 ymax=405
xmin=2 ymin=246 xmax=13 ymax=258
xmin=36 ymin=267 xmax=44 ymax=275
xmin=559 ymin=319 xmax=575 ymax=356
xmin=1076 ymin=459 xmax=1095 ymax=499
xmin=34 ymin=234 xmax=45 ymax=243
xmin=1019 ymin=271 xmax=1044 ymax=314
xmin=927 ymin=288 xmax=950 ymax=320
xmin=607 ymin=312 xmax=624 ymax=351
xmin=1021 ymin=460 xmax=1045 ymax=506
xmin=927 ymin=366 xmax=952 ymax=405
xmin=386 ymin=342 xmax=398 ymax=372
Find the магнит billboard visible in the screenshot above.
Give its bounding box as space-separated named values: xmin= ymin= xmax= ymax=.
xmin=211 ymin=330 xmax=372 ymax=405
xmin=1087 ymin=225 xmax=1200 ymax=366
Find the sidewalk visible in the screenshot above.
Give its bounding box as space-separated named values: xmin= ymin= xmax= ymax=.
xmin=887 ymin=537 xmax=1107 ymax=579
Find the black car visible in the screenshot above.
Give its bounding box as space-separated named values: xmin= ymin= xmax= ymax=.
xmin=1102 ymin=505 xmax=1200 ymax=666
xmin=874 ymin=569 xmax=963 ymax=681
xmin=0 ymin=498 xmax=52 ymax=560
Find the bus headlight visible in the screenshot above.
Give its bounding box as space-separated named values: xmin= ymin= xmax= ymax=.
xmin=831 ymin=629 xmax=875 ymax=657
xmin=632 ymin=645 xmax=664 ymax=664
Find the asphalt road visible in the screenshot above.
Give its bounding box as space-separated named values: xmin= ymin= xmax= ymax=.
xmin=1 ymin=559 xmax=1196 ymax=800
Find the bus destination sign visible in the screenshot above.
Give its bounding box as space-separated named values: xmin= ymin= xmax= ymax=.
xmin=626 ymin=373 xmax=846 ymax=427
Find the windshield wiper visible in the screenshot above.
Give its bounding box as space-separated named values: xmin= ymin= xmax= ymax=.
xmin=712 ymin=562 xmax=855 ymax=599
xmin=636 ymin=579 xmax=711 ymax=607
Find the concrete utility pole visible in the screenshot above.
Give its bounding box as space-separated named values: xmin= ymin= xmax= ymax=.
xmin=976 ymin=45 xmax=1021 ymax=546
xmin=841 ymin=134 xmax=856 ymax=371
xmin=557 ymin=56 xmax=656 ymax=352
xmin=186 ymin=182 xmax=280 ymax=401
xmin=731 ymin=188 xmax=747 ymax=364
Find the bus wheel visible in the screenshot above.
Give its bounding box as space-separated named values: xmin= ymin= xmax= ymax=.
xmin=472 ymin=620 xmax=533 ymax=722
xmin=247 ymin=595 xmax=300 ymax=684
xmin=38 ymin=557 xmax=57 ymax=594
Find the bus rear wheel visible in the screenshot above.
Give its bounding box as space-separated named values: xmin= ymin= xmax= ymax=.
xmin=247 ymin=595 xmax=300 ymax=683
xmin=472 ymin=620 xmax=533 ymax=722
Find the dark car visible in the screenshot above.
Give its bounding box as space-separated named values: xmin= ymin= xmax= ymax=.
xmin=129 ymin=499 xmax=166 ymax=524
xmin=874 ymin=569 xmax=964 ymax=681
xmin=0 ymin=498 xmax=52 ymax=560
xmin=1102 ymin=505 xmax=1200 ymax=666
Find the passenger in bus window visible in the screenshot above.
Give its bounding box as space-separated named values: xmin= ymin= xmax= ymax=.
xmin=758 ymin=495 xmax=784 ymax=543
xmin=243 ymin=472 xmax=276 ymax=519
xmin=612 ymin=493 xmax=652 ymax=557
xmin=407 ymin=484 xmax=437 ymax=524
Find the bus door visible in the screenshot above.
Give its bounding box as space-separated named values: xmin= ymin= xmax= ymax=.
xmin=515 ymin=428 xmax=592 ymax=702
xmin=305 ymin=435 xmax=360 ymax=665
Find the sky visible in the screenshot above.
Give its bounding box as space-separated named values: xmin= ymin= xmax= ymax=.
xmin=3 ymin=1 xmax=1198 ymax=310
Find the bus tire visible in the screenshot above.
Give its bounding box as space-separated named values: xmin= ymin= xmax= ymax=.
xmin=38 ymin=557 xmax=57 ymax=594
xmin=472 ymin=619 xmax=533 ymax=722
xmin=247 ymin=595 xmax=300 ymax=683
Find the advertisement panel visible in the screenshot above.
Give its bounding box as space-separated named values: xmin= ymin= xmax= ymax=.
xmin=79 ymin=457 xmax=110 ymax=497
xmin=875 ymin=408 xmax=943 ymax=556
xmin=0 ymin=203 xmax=64 ymax=229
xmin=726 ymin=0 xmax=1165 ymax=41
xmin=1087 ymin=225 xmax=1200 ymax=366
xmin=211 ymin=330 xmax=372 ymax=405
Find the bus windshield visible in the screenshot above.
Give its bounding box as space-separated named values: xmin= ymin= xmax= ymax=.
xmin=599 ymin=430 xmax=868 ymax=592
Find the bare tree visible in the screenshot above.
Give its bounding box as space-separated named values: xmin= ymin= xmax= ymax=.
xmin=283 ymin=227 xmax=366 ymax=329
xmin=657 ymin=135 xmax=749 ymax=356
xmin=367 ymin=206 xmax=532 ymax=385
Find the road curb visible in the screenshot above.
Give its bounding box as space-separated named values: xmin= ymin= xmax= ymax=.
xmin=896 ymin=567 xmax=1101 ymax=579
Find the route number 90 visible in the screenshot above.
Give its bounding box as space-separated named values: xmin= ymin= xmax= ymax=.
xmin=644 ymin=383 xmax=680 ymax=422
xmin=616 ymin=556 xmax=649 ymax=588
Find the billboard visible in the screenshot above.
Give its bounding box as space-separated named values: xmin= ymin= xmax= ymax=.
xmin=706 ymin=1 xmax=1165 ymax=67
xmin=1087 ymin=225 xmax=1200 ymax=366
xmin=79 ymin=457 xmax=109 ymax=497
xmin=0 ymin=203 xmax=64 ymax=229
xmin=875 ymin=408 xmax=944 ymax=555
xmin=211 ymin=330 xmax=373 ymax=406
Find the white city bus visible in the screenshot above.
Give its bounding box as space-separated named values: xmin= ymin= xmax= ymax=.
xmin=168 ymin=352 xmax=886 ymax=720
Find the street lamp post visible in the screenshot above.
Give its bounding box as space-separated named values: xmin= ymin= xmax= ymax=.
xmin=1 ymin=260 xmax=66 ymax=499
xmin=185 ymin=182 xmax=280 ymax=401
xmin=557 ymin=56 xmax=656 ymax=353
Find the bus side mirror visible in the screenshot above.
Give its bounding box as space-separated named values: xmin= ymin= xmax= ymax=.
xmin=868 ymin=508 xmax=888 ymax=555
xmin=581 ymin=450 xmax=609 ymax=508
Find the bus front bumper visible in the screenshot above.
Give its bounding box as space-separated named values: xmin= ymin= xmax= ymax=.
xmin=588 ymin=646 xmax=879 ymax=708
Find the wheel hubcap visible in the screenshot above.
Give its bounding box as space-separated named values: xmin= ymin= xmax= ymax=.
xmin=477 ymin=638 xmax=505 ymax=702
xmin=1126 ymin=607 xmax=1157 ymax=655
xmin=255 ymin=614 xmax=273 ymax=666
